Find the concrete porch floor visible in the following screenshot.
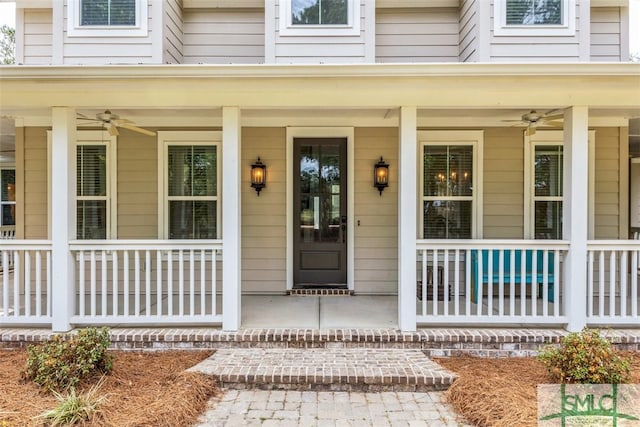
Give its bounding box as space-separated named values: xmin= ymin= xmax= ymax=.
xmin=241 ymin=295 xmax=398 ymax=329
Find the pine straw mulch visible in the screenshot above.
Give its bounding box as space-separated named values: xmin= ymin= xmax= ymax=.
xmin=0 ymin=350 xmax=220 ymax=427
xmin=436 ymin=352 xmax=640 ymax=427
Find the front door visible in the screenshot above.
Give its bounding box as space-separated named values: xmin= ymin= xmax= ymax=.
xmin=293 ymin=138 xmax=347 ymax=286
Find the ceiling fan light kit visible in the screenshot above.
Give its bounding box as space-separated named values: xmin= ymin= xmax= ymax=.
xmin=502 ymin=109 xmax=565 ymax=136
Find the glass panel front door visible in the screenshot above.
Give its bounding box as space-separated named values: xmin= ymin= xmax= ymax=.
xmin=294 ymin=138 xmax=347 ymax=285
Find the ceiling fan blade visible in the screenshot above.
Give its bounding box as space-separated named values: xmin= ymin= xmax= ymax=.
xmin=113 ymin=118 xmax=134 ymax=125
xmin=107 ymin=124 xmax=119 ymax=136
xmin=117 ymin=122 xmax=156 ymax=136
xmin=502 ymin=119 xmax=524 ymax=123
xmin=543 ymin=114 xmax=563 ymax=121
xmin=545 ymin=120 xmax=564 ymax=127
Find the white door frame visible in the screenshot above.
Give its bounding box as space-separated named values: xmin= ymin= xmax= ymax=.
xmin=286 ymin=127 xmax=355 ymax=290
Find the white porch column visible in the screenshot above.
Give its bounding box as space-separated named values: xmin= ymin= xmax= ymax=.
xmin=563 ymin=106 xmax=589 ymax=332
xmin=51 ymin=107 xmax=77 ymax=332
xmin=398 ymin=106 xmax=418 ymax=332
xmin=222 ymin=107 xmax=242 ymax=331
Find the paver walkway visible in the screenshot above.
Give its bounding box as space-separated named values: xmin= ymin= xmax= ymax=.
xmin=195 ymin=390 xmax=471 ymax=427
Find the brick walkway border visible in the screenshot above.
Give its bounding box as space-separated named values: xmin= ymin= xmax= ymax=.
xmin=2 ymin=327 xmax=640 ymax=356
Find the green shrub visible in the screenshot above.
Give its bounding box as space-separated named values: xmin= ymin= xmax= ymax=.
xmin=36 ymin=377 xmax=108 ymax=426
xmin=537 ymin=328 xmax=631 ymax=384
xmin=23 ymin=327 xmax=113 ymax=391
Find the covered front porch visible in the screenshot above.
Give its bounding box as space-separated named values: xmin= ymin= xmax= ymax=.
xmin=0 ymin=63 xmax=639 ymax=332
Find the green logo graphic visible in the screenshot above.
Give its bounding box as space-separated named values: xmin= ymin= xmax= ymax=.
xmin=540 ymin=384 xmax=639 ymax=426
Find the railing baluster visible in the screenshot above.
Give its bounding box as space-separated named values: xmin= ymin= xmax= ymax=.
xmin=477 ymin=249 xmax=483 ymax=316
xmin=453 ymin=249 xmax=460 ymax=316
xmin=598 ymin=251 xmax=605 ymax=317
xmin=465 ymin=249 xmax=471 ymax=316
xmin=79 ymin=251 xmax=85 ymax=316
xmin=90 ymin=250 xmax=96 ymax=316
xmin=157 ymin=250 xmax=162 ymax=316
xmin=123 ymin=250 xmax=129 ymax=316
xmin=554 ymin=249 xmax=560 ymax=318
xmin=13 ymin=251 xmax=19 ymax=317
xmin=134 ymin=250 xmax=140 ymax=316
xmin=609 ymin=251 xmax=616 ymax=317
xmin=101 ymin=250 xmax=107 ymax=316
xmin=432 ymin=249 xmax=438 ymax=316
xmin=46 ymin=251 xmax=51 ymax=316
xmin=443 ymin=249 xmax=449 ymax=316
xmin=168 ymin=250 xmax=173 ymax=316
xmin=145 ymin=250 xmax=151 ymax=317
xmin=620 ymin=250 xmax=627 ymax=317
xmin=35 ymin=251 xmax=42 ymax=317
xmin=520 ymin=247 xmax=526 ymax=317
xmin=531 ymin=249 xmax=537 ymax=317
xmin=487 ymin=249 xmax=493 ymax=316
xmin=179 ymin=249 xmax=184 ymax=316
xmin=112 ymin=251 xmax=119 ymax=317
xmin=211 ymin=249 xmax=216 ymax=316
xmin=2 ymin=251 xmax=8 ymax=317
xmin=189 ymin=249 xmax=195 ymax=316
xmin=200 ymin=249 xmax=206 ymax=315
xmin=509 ymin=250 xmax=515 ymax=316
xmin=587 ymin=250 xmax=594 ymax=318
xmin=542 ymin=249 xmax=549 ymax=317
xmin=498 ymin=250 xmax=504 ymax=317
xmin=421 ymin=250 xmax=427 ymax=316
xmin=633 ymin=248 xmax=638 ymax=317
xmin=24 ymin=251 xmax=31 ymax=316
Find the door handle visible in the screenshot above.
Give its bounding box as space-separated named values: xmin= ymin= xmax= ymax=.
xmin=341 ymin=216 xmax=347 ymax=243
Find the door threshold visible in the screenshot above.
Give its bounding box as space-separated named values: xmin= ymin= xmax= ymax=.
xmin=288 ymin=288 xmax=353 ymax=296
xmin=294 ymin=283 xmax=348 ymax=289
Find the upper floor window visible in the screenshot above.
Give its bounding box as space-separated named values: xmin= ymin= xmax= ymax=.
xmin=280 ymin=0 xmax=360 ymax=36
xmin=81 ymin=0 xmax=135 ymax=26
xmin=68 ymin=0 xmax=148 ymax=37
xmin=494 ymin=0 xmax=575 ymax=36
xmin=292 ymin=0 xmax=348 ymax=25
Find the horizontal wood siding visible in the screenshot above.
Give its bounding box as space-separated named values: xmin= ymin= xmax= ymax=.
xmin=183 ymin=9 xmax=264 ymax=64
xmin=590 ymin=7 xmax=622 ymax=62
xmin=62 ymin=0 xmax=156 ymax=64
xmin=274 ymin=0 xmax=366 ymax=63
xmin=241 ymin=128 xmax=286 ymax=293
xmin=489 ymin=0 xmax=581 ymax=61
xmin=594 ymin=127 xmax=620 ymax=239
xmin=23 ymin=9 xmax=53 ymax=65
xmin=483 ymin=128 xmax=524 ymax=239
xmin=375 ymin=8 xmax=459 ymax=63
xmin=117 ymin=130 xmax=158 ymax=239
xmin=354 ymin=128 xmax=397 ymax=294
xmin=164 ymin=0 xmax=184 ymax=64
xmin=459 ymin=0 xmax=479 ymax=62
xmin=23 ymin=127 xmax=48 ymax=239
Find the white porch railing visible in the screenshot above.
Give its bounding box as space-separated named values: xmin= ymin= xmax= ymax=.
xmin=70 ymin=240 xmax=223 ymax=325
xmin=587 ymin=240 xmax=640 ymax=325
xmin=416 ymin=240 xmax=569 ymax=325
xmin=0 ymin=240 xmax=52 ymax=324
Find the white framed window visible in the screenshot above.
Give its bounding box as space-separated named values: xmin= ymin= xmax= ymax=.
xmin=419 ymin=131 xmax=483 ymax=239
xmin=158 ymin=131 xmax=221 ymax=240
xmin=279 ymin=0 xmax=360 ymax=36
xmin=494 ymin=0 xmax=575 ymax=36
xmin=76 ymin=131 xmax=117 ymax=240
xmin=524 ymin=130 xmax=595 ymax=239
xmin=67 ymin=0 xmax=148 ymax=37
xmin=0 ymin=168 xmax=15 ymax=227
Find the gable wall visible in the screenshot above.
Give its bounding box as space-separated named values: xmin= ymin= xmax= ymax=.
xmin=21 ymin=9 xmax=53 ymax=65
xmin=183 ymin=8 xmax=265 ymax=64
xmin=459 ymin=0 xmax=480 ymax=62
xmin=590 ymin=7 xmax=623 ymax=62
xmin=163 ymin=0 xmax=184 ymax=64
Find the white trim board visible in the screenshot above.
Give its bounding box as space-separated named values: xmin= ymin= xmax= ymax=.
xmin=286 ymin=127 xmax=355 ymax=291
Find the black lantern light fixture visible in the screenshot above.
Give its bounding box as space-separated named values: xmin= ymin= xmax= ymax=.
xmin=250 ymin=157 xmax=266 ymax=196
xmin=374 ymin=157 xmax=389 ymax=196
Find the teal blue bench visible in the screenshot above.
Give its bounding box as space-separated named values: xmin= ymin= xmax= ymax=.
xmin=470 ymin=249 xmax=555 ymax=304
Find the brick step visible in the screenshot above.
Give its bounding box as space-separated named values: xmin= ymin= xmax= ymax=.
xmin=188 ymin=348 xmax=457 ymax=392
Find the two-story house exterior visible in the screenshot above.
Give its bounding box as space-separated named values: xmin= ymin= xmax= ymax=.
xmin=0 ymin=0 xmax=639 ymax=333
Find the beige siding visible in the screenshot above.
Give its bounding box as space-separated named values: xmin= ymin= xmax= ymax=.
xmin=164 ymin=0 xmax=184 ymax=64
xmin=594 ymin=127 xmax=621 ymax=239
xmin=489 ymin=0 xmax=582 ymax=61
xmin=459 ymin=0 xmax=480 ymax=62
xmin=62 ymin=0 xmax=156 ymax=64
xmin=483 ymin=128 xmax=524 ymax=239
xmin=117 ymin=130 xmax=158 ymax=239
xmin=241 ymin=128 xmax=286 ymax=293
xmin=375 ymin=8 xmax=458 ymax=63
xmin=273 ymin=0 xmax=367 ymax=64
xmin=354 ymin=128 xmax=398 ymax=294
xmin=23 ymin=9 xmax=53 ymax=65
xmin=183 ymin=9 xmax=264 ymax=64
xmin=590 ymin=7 xmax=622 ymax=62
xmin=23 ymin=127 xmax=48 ymax=239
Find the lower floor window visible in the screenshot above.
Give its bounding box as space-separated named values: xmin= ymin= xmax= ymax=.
xmin=0 ymin=169 xmax=15 ymax=226
xmin=533 ymin=145 xmax=563 ymax=239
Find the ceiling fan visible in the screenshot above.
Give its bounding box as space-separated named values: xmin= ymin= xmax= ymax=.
xmin=77 ymin=110 xmax=156 ymax=137
xmin=503 ymin=110 xmax=564 ymax=136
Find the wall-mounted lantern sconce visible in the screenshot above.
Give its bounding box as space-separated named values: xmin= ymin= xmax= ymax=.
xmin=251 ymin=157 xmax=266 ymax=196
xmin=374 ymin=157 xmax=389 ymax=196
